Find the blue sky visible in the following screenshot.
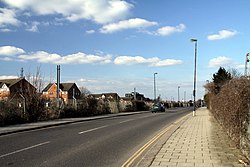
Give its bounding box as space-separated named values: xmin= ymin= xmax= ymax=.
xmin=0 ymin=0 xmax=249 ymax=101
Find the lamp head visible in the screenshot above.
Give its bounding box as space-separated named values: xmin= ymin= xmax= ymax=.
xmin=191 ymin=39 xmax=197 ymax=42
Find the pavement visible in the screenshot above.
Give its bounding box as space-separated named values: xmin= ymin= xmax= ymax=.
xmin=0 ymin=111 xmax=145 ymax=136
xmin=146 ymin=107 xmax=249 ymax=167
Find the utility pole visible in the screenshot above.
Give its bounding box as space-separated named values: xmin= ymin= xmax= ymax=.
xmin=57 ymin=65 xmax=60 ymax=108
xmin=134 ymin=88 xmax=136 ymax=100
xmin=245 ymin=53 xmax=249 ymax=76
xmin=20 ymin=67 xmax=24 ymax=78
xmin=154 ymin=73 xmax=158 ymax=101
xmin=191 ymin=38 xmax=198 ymax=117
xmin=178 ymin=86 xmax=180 ymax=102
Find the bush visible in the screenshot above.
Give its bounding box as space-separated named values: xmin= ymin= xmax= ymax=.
xmin=26 ymin=95 xmax=48 ymax=122
xmin=208 ymin=78 xmax=250 ymax=147
xmin=0 ymin=101 xmax=25 ymax=126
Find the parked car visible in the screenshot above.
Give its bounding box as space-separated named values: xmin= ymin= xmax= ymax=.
xmin=151 ymin=103 xmax=165 ymax=113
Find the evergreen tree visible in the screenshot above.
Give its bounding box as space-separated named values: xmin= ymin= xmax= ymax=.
xmin=212 ymin=67 xmax=232 ymax=93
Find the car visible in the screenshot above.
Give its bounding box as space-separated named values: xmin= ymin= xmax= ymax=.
xmin=151 ymin=103 xmax=165 ymax=113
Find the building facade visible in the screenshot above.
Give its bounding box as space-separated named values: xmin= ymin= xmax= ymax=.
xmin=42 ymin=83 xmax=81 ymax=104
xmin=0 ymin=78 xmax=36 ymax=100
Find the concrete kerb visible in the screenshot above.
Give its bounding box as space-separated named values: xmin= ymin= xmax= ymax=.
xmin=122 ymin=111 xmax=193 ymax=167
xmin=0 ymin=111 xmax=149 ymax=136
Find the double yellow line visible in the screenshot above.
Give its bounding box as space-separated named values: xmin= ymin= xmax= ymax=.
xmin=122 ymin=113 xmax=191 ymax=167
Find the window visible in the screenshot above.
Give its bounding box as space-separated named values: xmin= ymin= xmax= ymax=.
xmin=50 ymin=92 xmax=53 ymax=95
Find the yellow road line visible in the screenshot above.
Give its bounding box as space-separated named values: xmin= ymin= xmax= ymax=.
xmin=122 ymin=113 xmax=192 ymax=167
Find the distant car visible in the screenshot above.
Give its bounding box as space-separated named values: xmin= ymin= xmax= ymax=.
xmin=151 ymin=103 xmax=165 ymax=113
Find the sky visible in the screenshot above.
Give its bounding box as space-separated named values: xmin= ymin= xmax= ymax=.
xmin=0 ymin=0 xmax=249 ymax=101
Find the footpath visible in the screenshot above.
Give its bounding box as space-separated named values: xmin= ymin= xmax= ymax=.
xmin=146 ymin=108 xmax=249 ymax=167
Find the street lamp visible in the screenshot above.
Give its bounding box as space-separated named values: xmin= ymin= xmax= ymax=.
xmin=154 ymin=72 xmax=158 ymax=101
xmin=177 ymin=86 xmax=180 ymax=102
xmin=191 ymin=38 xmax=197 ymax=117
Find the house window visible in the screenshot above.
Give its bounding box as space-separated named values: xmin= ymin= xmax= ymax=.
xmin=50 ymin=92 xmax=53 ymax=95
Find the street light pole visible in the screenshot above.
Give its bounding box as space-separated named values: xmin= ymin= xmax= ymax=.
xmin=191 ymin=38 xmax=197 ymax=117
xmin=178 ymin=86 xmax=180 ymax=102
xmin=154 ymin=72 xmax=158 ymax=101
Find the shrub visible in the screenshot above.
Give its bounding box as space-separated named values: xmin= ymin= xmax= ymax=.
xmin=208 ymin=78 xmax=250 ymax=147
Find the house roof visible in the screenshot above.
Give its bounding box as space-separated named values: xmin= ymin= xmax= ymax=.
xmin=42 ymin=83 xmax=76 ymax=92
xmin=0 ymin=78 xmax=24 ymax=88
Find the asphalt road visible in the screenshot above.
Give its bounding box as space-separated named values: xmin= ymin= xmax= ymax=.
xmin=0 ymin=107 xmax=192 ymax=167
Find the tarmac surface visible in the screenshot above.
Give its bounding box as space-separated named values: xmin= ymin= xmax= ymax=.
xmin=0 ymin=111 xmax=144 ymax=136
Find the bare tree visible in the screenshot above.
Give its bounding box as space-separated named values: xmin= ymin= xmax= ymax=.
xmin=228 ymin=68 xmax=242 ymax=79
xmin=25 ymin=65 xmax=44 ymax=93
xmin=79 ymin=86 xmax=91 ymax=97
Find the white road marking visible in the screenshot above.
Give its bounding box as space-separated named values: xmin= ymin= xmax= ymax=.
xmin=119 ymin=119 xmax=134 ymax=124
xmin=0 ymin=141 xmax=51 ymax=158
xmin=78 ymin=125 xmax=108 ymax=135
xmin=139 ymin=115 xmax=156 ymax=119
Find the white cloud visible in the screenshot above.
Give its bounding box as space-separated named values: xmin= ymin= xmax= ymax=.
xmin=155 ymin=24 xmax=186 ymax=36
xmin=208 ymin=56 xmax=233 ymax=68
xmin=0 ymin=28 xmax=12 ymax=32
xmin=0 ymin=8 xmax=21 ymax=27
xmin=2 ymin=0 xmax=133 ymax=24
xmin=57 ymin=52 xmax=112 ymax=64
xmin=79 ymin=78 xmax=98 ymax=83
xmin=18 ymin=51 xmax=112 ymax=64
xmin=207 ymin=30 xmax=238 ymax=40
xmin=0 ymin=75 xmax=19 ymax=80
xmin=19 ymin=51 xmax=61 ymax=63
xmin=0 ymin=46 xmax=25 ymax=56
xmin=86 ymin=30 xmax=95 ymax=34
xmin=100 ymin=18 xmax=158 ymax=33
xmin=26 ymin=21 xmax=40 ymax=32
xmin=152 ymin=59 xmax=183 ymax=67
xmin=114 ymin=56 xmax=183 ymax=67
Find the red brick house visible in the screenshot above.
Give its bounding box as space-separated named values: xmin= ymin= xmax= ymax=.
xmin=42 ymin=83 xmax=81 ymax=104
xmin=0 ymin=78 xmax=36 ymax=100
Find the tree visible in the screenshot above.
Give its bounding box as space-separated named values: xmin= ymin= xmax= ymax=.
xmin=25 ymin=65 xmax=44 ymax=93
xmin=228 ymin=68 xmax=242 ymax=79
xmin=79 ymin=86 xmax=91 ymax=97
xmin=212 ymin=67 xmax=232 ymax=94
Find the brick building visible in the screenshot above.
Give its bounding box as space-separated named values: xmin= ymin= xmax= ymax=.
xmin=0 ymin=78 xmax=36 ymax=100
xmin=42 ymin=83 xmax=81 ymax=104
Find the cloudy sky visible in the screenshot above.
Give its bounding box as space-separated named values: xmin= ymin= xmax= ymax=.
xmin=0 ymin=0 xmax=249 ymax=101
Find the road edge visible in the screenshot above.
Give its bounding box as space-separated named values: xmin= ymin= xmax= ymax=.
xmin=0 ymin=111 xmax=148 ymax=136
xmin=122 ymin=112 xmax=192 ymax=167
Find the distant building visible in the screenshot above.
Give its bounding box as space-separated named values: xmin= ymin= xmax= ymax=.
xmin=125 ymin=92 xmax=146 ymax=101
xmin=42 ymin=83 xmax=81 ymax=104
xmin=0 ymin=78 xmax=36 ymax=100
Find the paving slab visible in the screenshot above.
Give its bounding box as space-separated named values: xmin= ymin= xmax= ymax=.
xmin=149 ymin=108 xmax=249 ymax=167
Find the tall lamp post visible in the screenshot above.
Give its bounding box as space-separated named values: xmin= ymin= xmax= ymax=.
xmin=154 ymin=72 xmax=158 ymax=101
xmin=191 ymin=38 xmax=197 ymax=117
xmin=177 ymin=86 xmax=180 ymax=102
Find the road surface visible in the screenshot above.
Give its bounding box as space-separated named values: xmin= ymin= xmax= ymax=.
xmin=0 ymin=107 xmax=192 ymax=167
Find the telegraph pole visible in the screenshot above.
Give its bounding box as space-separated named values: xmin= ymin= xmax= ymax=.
xmin=57 ymin=65 xmax=60 ymax=108
xmin=245 ymin=53 xmax=249 ymax=76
